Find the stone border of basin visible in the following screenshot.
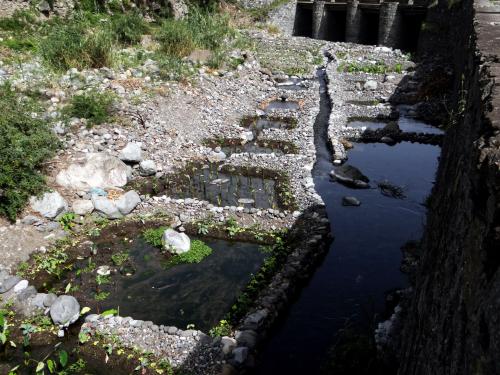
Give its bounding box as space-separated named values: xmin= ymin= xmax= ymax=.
xmin=80 ymin=206 xmax=331 ymax=374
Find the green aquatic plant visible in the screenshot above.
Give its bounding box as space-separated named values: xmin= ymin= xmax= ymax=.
xmin=143 ymin=226 xmax=167 ymax=248
xmin=164 ymin=240 xmax=213 ymax=268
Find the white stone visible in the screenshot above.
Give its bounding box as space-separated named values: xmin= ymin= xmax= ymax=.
xmin=119 ymin=142 xmax=142 ymax=163
xmin=363 ymin=80 xmax=378 ymax=91
xmin=72 ymin=199 xmax=94 ymax=215
xmin=56 ymin=153 xmax=129 ymax=190
xmin=139 ymin=160 xmax=157 ymax=176
xmin=50 ymin=295 xmax=80 ymax=326
xmin=162 ymin=228 xmax=191 ymax=254
xmin=91 ymin=196 xmax=123 ymax=219
xmin=30 ymin=192 xmax=68 ymax=219
xmin=13 ymin=280 xmax=28 ymax=293
xmin=115 ymin=190 xmax=141 ymax=215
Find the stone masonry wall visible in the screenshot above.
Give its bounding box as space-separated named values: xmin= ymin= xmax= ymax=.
xmin=397 ymin=0 xmax=500 ymax=374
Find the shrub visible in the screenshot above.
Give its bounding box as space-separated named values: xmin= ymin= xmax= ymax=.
xmin=156 ymin=19 xmax=196 ymax=58
xmin=39 ymin=18 xmax=114 ymax=71
xmin=0 ymin=84 xmax=59 ymax=221
xmin=63 ymin=90 xmax=115 ymax=127
xmin=155 ymin=7 xmax=233 ymax=72
xmin=111 ymin=12 xmax=148 ymax=45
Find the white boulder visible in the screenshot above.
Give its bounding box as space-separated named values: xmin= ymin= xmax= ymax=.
xmin=56 ymin=153 xmax=129 ymax=190
xmin=30 ymin=192 xmax=68 ymax=219
xmin=119 ymin=142 xmax=142 ymax=163
xmin=91 ymin=196 xmax=123 ymax=219
xmin=72 ymin=199 xmax=94 ymax=215
xmin=162 ymin=228 xmax=191 ymax=254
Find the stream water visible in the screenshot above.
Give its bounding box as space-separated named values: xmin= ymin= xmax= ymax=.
xmin=254 ymin=69 xmax=441 ymax=374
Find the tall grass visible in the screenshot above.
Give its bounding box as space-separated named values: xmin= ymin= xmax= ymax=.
xmin=156 ymin=7 xmax=233 ymax=58
xmin=39 ymin=18 xmax=115 ymax=71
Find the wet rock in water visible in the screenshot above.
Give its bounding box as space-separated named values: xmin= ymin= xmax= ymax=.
xmin=378 ymin=180 xmax=406 ymax=199
xmin=162 ymin=228 xmax=191 ymax=254
xmin=91 ymin=196 xmax=123 ymax=219
xmin=139 ymin=160 xmax=157 ymax=176
xmin=115 ymin=190 xmax=141 ymax=215
xmin=342 ymin=196 xmax=361 ymax=206
xmin=383 ymin=121 xmax=401 ymax=134
xmin=30 ymin=192 xmax=68 ymax=219
xmin=72 ymin=199 xmax=94 ymax=215
xmin=381 ymin=136 xmax=396 ymax=144
xmin=0 ymin=275 xmax=21 ymax=293
xmin=50 ymin=295 xmax=80 ymax=326
xmin=364 ymin=80 xmax=378 ymax=91
xmin=119 ymin=142 xmax=142 ymax=163
xmin=56 ymin=153 xmax=129 ymax=190
xmin=330 ymin=164 xmax=370 ymax=189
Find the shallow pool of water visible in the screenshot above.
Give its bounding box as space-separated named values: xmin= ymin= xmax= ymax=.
xmin=265 ymin=100 xmax=300 ymax=112
xmin=254 ymin=70 xmax=441 ymax=374
xmin=101 ymin=237 xmax=265 ymax=332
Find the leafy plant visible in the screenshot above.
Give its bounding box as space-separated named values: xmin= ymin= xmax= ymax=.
xmin=111 ymin=251 xmax=129 ymax=266
xmin=143 ymin=226 xmax=167 ymax=248
xmin=164 ymin=240 xmax=213 ymax=267
xmin=94 ymin=291 xmax=110 ymax=301
xmin=225 ymin=217 xmax=244 ymax=237
xmin=209 ymin=319 xmax=231 ymax=337
xmin=33 ymin=247 xmax=69 ymax=278
xmin=0 ymin=83 xmax=59 ymax=221
xmin=58 ymin=212 xmax=76 ymax=231
xmin=95 ymin=274 xmax=110 ymax=286
xmin=63 ymin=90 xmax=115 ymax=127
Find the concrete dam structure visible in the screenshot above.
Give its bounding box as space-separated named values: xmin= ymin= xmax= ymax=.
xmin=294 ymin=0 xmax=428 ymax=51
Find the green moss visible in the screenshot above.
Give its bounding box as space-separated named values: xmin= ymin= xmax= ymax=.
xmin=337 ymin=61 xmax=403 ymax=74
xmin=164 ymin=240 xmax=213 ymax=267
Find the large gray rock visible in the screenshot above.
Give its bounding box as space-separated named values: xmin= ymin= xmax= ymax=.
xmin=0 ymin=276 xmax=21 ymax=293
xmin=91 ymin=196 xmax=123 ymax=219
xmin=232 ymin=347 xmax=249 ymax=366
xmin=235 ymin=330 xmax=257 ymax=348
xmin=56 ymin=153 xmax=129 ymax=190
xmin=119 ymin=142 xmax=142 ymax=163
xmin=115 ymin=190 xmax=141 ymax=215
xmin=30 ymin=192 xmax=68 ymax=219
xmin=139 ymin=160 xmax=157 ymax=176
xmin=342 ymin=196 xmax=361 ymax=206
xmin=162 ymin=228 xmax=190 ymax=254
xmin=50 ymin=295 xmax=80 ymax=326
xmin=72 ymin=199 xmax=94 ymax=215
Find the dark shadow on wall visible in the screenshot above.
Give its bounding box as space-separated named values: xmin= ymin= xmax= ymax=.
xmin=293 ymin=4 xmax=313 ymax=37
xmin=324 ymin=9 xmax=347 ymax=42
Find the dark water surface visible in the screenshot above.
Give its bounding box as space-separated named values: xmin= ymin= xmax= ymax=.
xmin=254 ymin=70 xmax=441 ymax=374
xmin=102 ymin=238 xmax=264 ymax=332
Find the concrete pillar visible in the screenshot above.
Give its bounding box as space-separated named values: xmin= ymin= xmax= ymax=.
xmin=378 ymin=2 xmax=401 ymax=47
xmin=345 ymin=0 xmax=361 ymax=43
xmin=312 ymin=0 xmax=326 ymax=39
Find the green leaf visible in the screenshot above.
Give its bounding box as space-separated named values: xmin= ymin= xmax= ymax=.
xmin=65 ymin=283 xmax=71 ymax=293
xmin=101 ymin=309 xmax=118 ymax=317
xmin=80 ymin=307 xmax=91 ymax=315
xmin=47 ymin=359 xmax=55 ymax=373
xmin=59 ymin=350 xmax=68 ymax=368
xmin=0 ymin=313 xmax=4 ymax=327
xmin=35 ymin=362 xmax=45 ymax=373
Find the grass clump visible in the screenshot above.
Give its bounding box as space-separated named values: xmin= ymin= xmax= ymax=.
xmin=63 ymin=90 xmax=115 ymax=127
xmin=0 ymin=83 xmax=59 ymax=221
xmin=338 ymin=61 xmax=403 ymax=74
xmin=110 ymin=12 xmax=149 ymax=45
xmin=39 ymin=18 xmax=114 ymax=71
xmin=0 ymin=9 xmax=37 ymax=32
xmin=155 ymin=7 xmax=234 ymax=76
xmin=143 ymin=226 xmax=167 ymax=248
xmin=164 ymin=240 xmax=213 ymax=267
